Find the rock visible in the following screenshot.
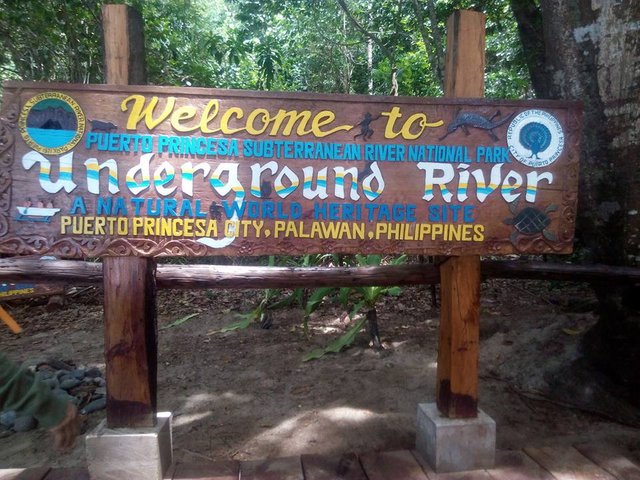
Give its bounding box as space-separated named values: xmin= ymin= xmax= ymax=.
xmin=35 ymin=369 xmax=54 ymax=381
xmin=84 ymin=367 xmax=103 ymax=378
xmin=60 ymin=378 xmax=82 ymax=390
xmin=71 ymin=369 xmax=86 ymax=379
xmin=0 ymin=425 xmax=13 ymax=439
xmin=94 ymin=386 xmax=107 ymax=396
xmin=0 ymin=410 xmax=16 ymax=428
xmin=81 ymin=397 xmax=106 ymax=415
xmin=93 ymin=377 xmax=106 ymax=387
xmin=13 ymin=415 xmax=37 ymax=432
xmin=47 ymin=359 xmax=74 ymax=371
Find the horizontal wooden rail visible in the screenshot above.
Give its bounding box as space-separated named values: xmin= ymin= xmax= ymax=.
xmin=481 ymin=260 xmax=640 ymax=283
xmin=0 ymin=258 xmax=638 ymax=289
xmin=156 ymin=264 xmax=440 ymax=289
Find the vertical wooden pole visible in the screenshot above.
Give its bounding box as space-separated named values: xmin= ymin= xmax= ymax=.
xmin=104 ymin=257 xmax=157 ymax=427
xmin=102 ymin=4 xmax=146 ymax=85
xmin=102 ymin=4 xmax=156 ymax=428
xmin=436 ymin=10 xmax=485 ymax=419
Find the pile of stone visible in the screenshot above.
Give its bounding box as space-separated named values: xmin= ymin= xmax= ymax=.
xmin=0 ymin=360 xmax=106 ymax=438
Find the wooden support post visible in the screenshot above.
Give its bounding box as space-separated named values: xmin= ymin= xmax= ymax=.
xmin=102 ymin=4 xmax=146 ymax=85
xmin=104 ymin=257 xmax=157 ymax=427
xmin=102 ymin=4 xmax=155 ymax=428
xmin=436 ymin=10 xmax=485 ymax=419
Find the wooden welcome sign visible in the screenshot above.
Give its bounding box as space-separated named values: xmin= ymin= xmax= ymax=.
xmin=0 ymin=82 xmax=581 ymax=258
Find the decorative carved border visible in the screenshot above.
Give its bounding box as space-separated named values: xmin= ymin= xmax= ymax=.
xmin=0 ymin=94 xmax=19 ymax=238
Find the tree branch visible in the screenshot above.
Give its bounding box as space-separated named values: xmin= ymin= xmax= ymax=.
xmin=411 ymin=0 xmax=443 ymax=89
xmin=335 ymin=0 xmax=394 ymax=62
xmin=335 ymin=0 xmax=397 ymax=94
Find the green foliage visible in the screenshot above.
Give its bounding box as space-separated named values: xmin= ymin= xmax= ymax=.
xmin=1 ymin=0 xmax=531 ymax=99
xmin=0 ymin=0 xmax=104 ymax=84
xmin=301 ymin=254 xmax=406 ymax=361
xmin=303 ymin=315 xmax=367 ymax=361
xmin=160 ymin=312 xmax=200 ymax=331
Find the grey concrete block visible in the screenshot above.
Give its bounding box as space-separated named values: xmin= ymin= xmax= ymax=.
xmin=416 ymin=402 xmax=495 ymax=473
xmin=86 ymin=412 xmax=173 ymax=480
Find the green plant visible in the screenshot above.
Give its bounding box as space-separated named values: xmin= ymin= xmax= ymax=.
xmin=303 ymin=254 xmax=406 ymax=361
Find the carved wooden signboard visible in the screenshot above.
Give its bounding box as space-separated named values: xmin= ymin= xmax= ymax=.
xmin=0 ymin=82 xmax=581 ymax=258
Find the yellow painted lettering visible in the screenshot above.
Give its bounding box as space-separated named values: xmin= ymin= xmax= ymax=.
xmin=195 ymin=219 xmax=205 ymax=236
xmin=183 ymin=219 xmax=194 ymax=237
xmin=170 ymin=105 xmax=199 ymax=132
xmin=382 ymin=107 xmax=403 ymax=139
xmin=144 ymin=217 xmax=155 ymax=236
xmin=206 ymin=220 xmax=218 ymax=236
xmin=132 ymin=217 xmax=143 ymax=235
xmin=311 ymin=111 xmax=352 ymax=137
xmin=274 ymin=220 xmax=286 ymax=237
xmin=95 ymin=217 xmax=106 ymax=235
xmin=83 ymin=217 xmax=94 ymax=234
xmin=269 ymin=110 xmax=311 ymax=136
xmin=246 ymin=108 xmax=271 ymax=135
xmin=60 ymin=216 xmax=71 ymax=234
xmin=121 ymin=95 xmax=175 ymax=130
xmin=400 ymin=113 xmax=427 ymax=140
xmin=200 ymin=100 xmax=221 ymax=133
xmin=220 ymin=107 xmax=245 ymax=134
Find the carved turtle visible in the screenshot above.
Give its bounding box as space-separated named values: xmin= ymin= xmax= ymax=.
xmin=504 ymin=201 xmax=558 ymax=246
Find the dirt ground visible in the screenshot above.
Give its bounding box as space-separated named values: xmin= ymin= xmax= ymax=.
xmin=1 ymin=276 xmax=640 ymax=469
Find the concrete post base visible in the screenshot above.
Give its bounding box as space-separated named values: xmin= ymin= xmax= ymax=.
xmin=86 ymin=412 xmax=173 ymax=480
xmin=416 ymin=403 xmax=495 ymax=473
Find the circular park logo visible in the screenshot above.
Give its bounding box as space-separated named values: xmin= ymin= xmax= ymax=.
xmin=18 ymin=92 xmax=85 ymax=155
xmin=506 ymin=109 xmax=564 ymax=168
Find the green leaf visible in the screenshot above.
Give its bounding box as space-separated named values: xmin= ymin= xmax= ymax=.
xmin=390 ymin=254 xmax=408 ymax=265
xmin=304 ymin=287 xmax=335 ymax=317
xmin=386 ymin=286 xmax=402 ymax=296
xmin=208 ymin=311 xmax=256 ymax=335
xmin=338 ymin=287 xmax=352 ymax=307
xmin=302 ymin=315 xmax=367 ymax=361
xmin=349 ymin=300 xmax=366 ymax=320
xmin=160 ymin=313 xmax=199 ymax=331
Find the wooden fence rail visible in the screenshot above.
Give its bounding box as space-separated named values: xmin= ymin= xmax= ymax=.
xmin=0 ymin=258 xmax=638 ymax=289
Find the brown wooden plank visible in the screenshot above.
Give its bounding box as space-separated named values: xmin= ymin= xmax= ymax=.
xmin=486 ymin=450 xmax=554 ymax=480
xmin=360 ymin=450 xmax=429 ymax=480
xmin=574 ymin=443 xmax=640 ymax=480
xmin=301 ymin=453 xmax=367 ymax=480
xmin=436 ymin=9 xmax=485 ymax=419
xmin=172 ymin=461 xmax=239 ymax=480
xmin=524 ymin=446 xmax=617 ymax=480
xmin=240 ymin=456 xmax=303 ymax=480
xmin=42 ymin=467 xmax=89 ymax=480
xmin=411 ymin=450 xmax=492 ymax=480
xmin=103 ymin=256 xmax=157 ymax=428
xmin=0 ymin=468 xmax=50 ymax=480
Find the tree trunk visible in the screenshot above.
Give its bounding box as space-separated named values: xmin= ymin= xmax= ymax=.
xmin=511 ymin=0 xmax=640 ymax=404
